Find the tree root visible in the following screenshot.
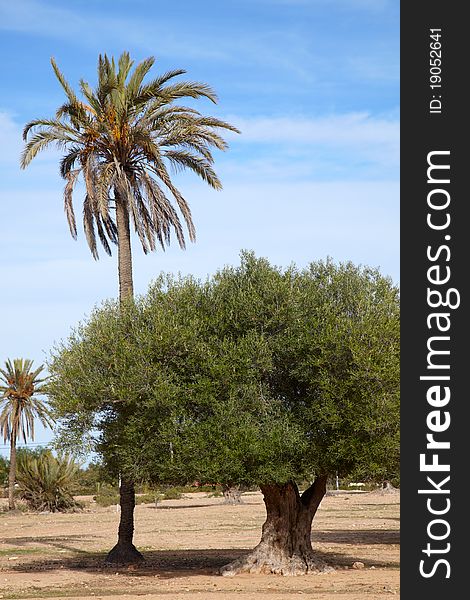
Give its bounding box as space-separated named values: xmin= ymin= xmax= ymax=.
xmin=104 ymin=542 xmax=144 ymax=565
xmin=220 ymin=550 xmax=334 ymax=577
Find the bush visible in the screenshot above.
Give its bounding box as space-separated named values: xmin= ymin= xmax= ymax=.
xmin=136 ymin=492 xmax=163 ymax=505
xmin=16 ymin=450 xmax=82 ymax=512
xmin=135 ymin=486 xmax=185 ymax=503
xmin=160 ymin=486 xmax=183 ymax=500
xmin=93 ymin=485 xmax=184 ymax=507
xmin=72 ymin=462 xmax=114 ymax=495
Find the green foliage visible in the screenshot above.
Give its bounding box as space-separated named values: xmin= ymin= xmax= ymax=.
xmin=73 ymin=461 xmax=115 ymax=495
xmin=93 ymin=484 xmax=184 ymax=506
xmin=93 ymin=484 xmax=120 ymax=507
xmin=48 ymin=252 xmax=400 ymax=489
xmin=159 ymin=486 xmax=183 ymax=500
xmin=0 ymin=456 xmax=8 ymax=489
xmin=135 ymin=492 xmax=162 ymax=505
xmin=16 ymin=446 xmax=48 ymax=461
xmin=16 ymin=449 xmax=82 ymax=512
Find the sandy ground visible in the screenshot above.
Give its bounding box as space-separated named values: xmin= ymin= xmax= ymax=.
xmin=0 ymin=490 xmax=399 ymax=599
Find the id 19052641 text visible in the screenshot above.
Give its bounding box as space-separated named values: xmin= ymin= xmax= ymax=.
xmin=429 ymin=29 xmax=442 ymax=114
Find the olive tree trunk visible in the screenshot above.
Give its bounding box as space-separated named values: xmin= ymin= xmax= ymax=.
xmin=222 ymin=484 xmax=243 ymax=504
xmin=8 ymin=436 xmax=17 ymax=510
xmin=221 ymin=476 xmax=332 ymax=576
xmin=105 ymin=191 xmax=143 ymax=564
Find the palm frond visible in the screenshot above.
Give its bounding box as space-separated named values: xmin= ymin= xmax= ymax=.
xmin=78 ymin=80 xmax=101 ymax=116
xmin=158 ymin=81 xmax=218 ymax=104
xmin=126 ymin=56 xmax=156 ymax=98
xmin=55 ymin=101 xmax=91 ymax=127
xmin=94 ymin=213 xmax=114 ymax=256
xmin=50 ymin=57 xmax=79 ymax=105
xmin=117 ymin=51 xmax=134 ymax=87
xmin=149 ymin=161 xmax=196 ymax=243
xmin=23 ymin=118 xmax=78 ymax=141
xmin=82 ymin=195 xmax=99 ymax=260
xmin=60 ymin=147 xmax=82 ymax=178
xmin=164 ymin=149 xmax=222 ymax=189
xmin=64 ymin=169 xmax=80 ymax=239
xmin=21 ymin=130 xmax=75 ymax=168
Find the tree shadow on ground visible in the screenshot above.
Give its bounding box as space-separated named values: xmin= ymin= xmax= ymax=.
xmin=2 ymin=534 xmax=102 ymax=554
xmin=146 ymin=502 xmax=259 ymax=510
xmin=313 ymin=528 xmax=399 ymax=545
xmin=5 ymin=526 xmax=400 ymax=578
xmin=6 ymin=548 xmax=245 ymax=576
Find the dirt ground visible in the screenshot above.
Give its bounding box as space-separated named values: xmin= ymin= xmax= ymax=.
xmin=0 ymin=490 xmax=399 ymax=599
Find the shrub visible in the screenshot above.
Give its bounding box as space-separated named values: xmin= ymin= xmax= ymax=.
xmin=136 ymin=492 xmax=163 ymax=505
xmin=16 ymin=450 xmax=82 ymax=512
xmin=72 ymin=462 xmax=114 ymax=495
xmin=136 ymin=486 xmax=184 ymax=502
xmin=160 ymin=486 xmax=183 ymax=500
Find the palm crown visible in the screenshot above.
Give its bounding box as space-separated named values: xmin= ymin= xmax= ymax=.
xmin=0 ymin=358 xmax=52 ymax=443
xmin=21 ymin=52 xmax=240 ymax=260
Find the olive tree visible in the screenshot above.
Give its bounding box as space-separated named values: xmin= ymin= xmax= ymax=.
xmin=48 ymin=253 xmax=399 ymax=574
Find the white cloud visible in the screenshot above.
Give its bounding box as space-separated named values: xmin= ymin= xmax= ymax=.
xmin=228 ymin=112 xmax=398 ymax=146
xmin=222 ymin=112 xmax=399 ymax=178
xmin=0 ymin=1 xmax=379 ymax=80
xmin=0 ymin=1 xmax=230 ymax=61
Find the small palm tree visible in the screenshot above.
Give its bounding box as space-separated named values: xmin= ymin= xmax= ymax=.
xmin=16 ymin=449 xmax=81 ymax=512
xmin=0 ymin=359 xmax=53 ymax=510
xmin=21 ymin=51 xmax=239 ymax=563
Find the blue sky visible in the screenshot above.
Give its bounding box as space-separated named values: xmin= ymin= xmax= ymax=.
xmin=0 ymin=0 xmax=399 ymax=456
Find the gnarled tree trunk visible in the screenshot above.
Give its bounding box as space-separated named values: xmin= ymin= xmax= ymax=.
xmin=221 ymin=476 xmax=332 ymax=576
xmin=105 ymin=476 xmax=143 ymax=564
xmin=223 ymin=484 xmax=243 ymax=504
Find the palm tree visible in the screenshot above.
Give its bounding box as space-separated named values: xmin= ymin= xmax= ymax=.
xmin=0 ymin=358 xmax=53 ymax=510
xmin=21 ymin=52 xmax=239 ymax=563
xmin=21 ymin=51 xmax=239 ymax=300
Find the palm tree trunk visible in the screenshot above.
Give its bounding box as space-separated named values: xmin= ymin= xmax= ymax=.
xmin=115 ymin=192 xmax=134 ymax=302
xmin=105 ymin=476 xmax=143 ymax=564
xmin=106 ymin=189 xmax=142 ymax=564
xmin=8 ymin=436 xmax=16 ymax=510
